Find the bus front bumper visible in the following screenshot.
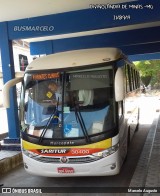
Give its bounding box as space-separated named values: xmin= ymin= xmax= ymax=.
xmin=22 ymin=149 xmax=121 ymax=177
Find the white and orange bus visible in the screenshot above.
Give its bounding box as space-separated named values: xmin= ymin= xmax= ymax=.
xmin=3 ymin=48 xmax=140 ymax=176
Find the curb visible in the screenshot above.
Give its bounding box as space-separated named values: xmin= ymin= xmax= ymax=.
xmin=126 ymin=113 xmax=160 ymax=196
xmin=0 ymin=153 xmax=23 ymax=175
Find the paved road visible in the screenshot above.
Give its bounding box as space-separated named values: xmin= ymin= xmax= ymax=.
xmin=0 ymin=95 xmax=159 ymax=195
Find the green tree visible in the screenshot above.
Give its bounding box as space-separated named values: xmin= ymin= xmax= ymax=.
xmin=134 ymin=60 xmax=160 ymax=87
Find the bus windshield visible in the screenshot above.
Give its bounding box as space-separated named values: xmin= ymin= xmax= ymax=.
xmin=23 ymin=67 xmax=115 ymax=140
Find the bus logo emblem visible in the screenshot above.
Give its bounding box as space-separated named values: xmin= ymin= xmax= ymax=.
xmin=60 ymin=156 xmax=68 ymax=163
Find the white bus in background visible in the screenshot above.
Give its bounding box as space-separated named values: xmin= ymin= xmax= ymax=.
xmin=3 ymin=48 xmax=140 ymax=177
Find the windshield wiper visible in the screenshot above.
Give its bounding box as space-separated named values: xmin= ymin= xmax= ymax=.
xmin=39 ymin=98 xmax=59 ymax=143
xmin=74 ymin=101 xmax=90 ymax=143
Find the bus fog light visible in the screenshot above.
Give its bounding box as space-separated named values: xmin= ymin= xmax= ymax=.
xmin=110 ymin=163 xmax=116 ymax=170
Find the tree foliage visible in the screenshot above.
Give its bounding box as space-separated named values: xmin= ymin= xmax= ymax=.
xmin=134 ymin=60 xmax=160 ymax=87
xmin=141 ymin=76 xmax=152 ymax=87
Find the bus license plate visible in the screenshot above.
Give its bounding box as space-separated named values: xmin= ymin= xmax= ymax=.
xmin=57 ymin=167 xmax=74 ymax=174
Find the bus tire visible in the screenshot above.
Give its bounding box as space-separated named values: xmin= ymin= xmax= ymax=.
xmin=135 ymin=108 xmax=140 ymax=132
xmin=124 ymin=127 xmax=130 ymax=163
xmin=127 ymin=126 xmax=130 ymax=148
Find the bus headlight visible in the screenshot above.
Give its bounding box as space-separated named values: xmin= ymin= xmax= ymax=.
xmin=23 ymin=149 xmax=39 ymax=158
xmin=92 ymin=143 xmax=119 ymax=158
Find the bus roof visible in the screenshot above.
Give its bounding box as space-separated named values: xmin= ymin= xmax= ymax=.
xmin=26 ymin=48 xmax=123 ymax=71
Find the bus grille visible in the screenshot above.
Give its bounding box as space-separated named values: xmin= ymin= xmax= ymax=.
xmin=32 ymin=156 xmax=102 ymax=164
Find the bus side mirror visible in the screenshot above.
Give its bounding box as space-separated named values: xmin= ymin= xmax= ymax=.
xmin=114 ymin=68 xmax=125 ymax=102
xmin=2 ymin=77 xmax=23 ymax=108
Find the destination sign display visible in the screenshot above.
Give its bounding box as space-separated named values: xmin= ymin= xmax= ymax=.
xmin=32 ymin=73 xmax=60 ymax=80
